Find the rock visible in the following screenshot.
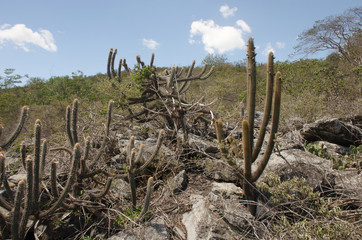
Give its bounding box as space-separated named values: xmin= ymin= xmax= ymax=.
xmin=182 ymin=194 xmax=241 ymax=240
xmin=204 ymin=146 xmax=219 ymax=154
xmin=167 ymin=170 xmax=188 ymax=195
xmin=286 ymin=117 xmax=305 ymax=130
xmin=312 ymin=141 xmax=350 ymax=158
xmin=202 ymin=158 xmax=240 ymax=182
xmin=111 ymin=178 xmax=131 ymax=201
xmin=8 ymin=173 xmax=27 ymax=185
xmin=278 ymin=130 xmax=304 ymax=151
xmin=182 ymin=183 xmax=267 ymax=240
xmin=107 ymin=217 xmax=169 ymax=240
xmin=182 ymin=194 xmax=211 ymax=240
xmin=188 ymin=133 xmax=219 ymax=154
xmin=210 ymin=182 xmax=244 ymax=196
xmin=302 ymin=117 xmax=362 ymax=146
xmin=257 ymin=149 xmax=334 ymax=189
xmin=208 ymin=183 xmax=255 ymax=231
xmin=331 ymin=170 xmax=362 ymax=199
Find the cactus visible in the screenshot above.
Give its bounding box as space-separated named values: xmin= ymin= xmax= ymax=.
xmin=252 ymin=51 xmax=275 ymax=163
xmin=214 ymin=119 xmax=227 ymax=154
xmin=11 ymin=180 xmax=25 ymax=240
xmin=0 ymin=106 xmax=28 ymax=150
xmin=107 ymin=49 xmax=215 ymax=141
xmin=0 ymin=100 xmax=116 ymax=238
xmin=243 ymin=38 xmax=282 ymax=215
xmin=0 ymin=119 xmax=81 ymax=239
xmin=126 ymin=129 xmax=164 ymax=210
xmin=90 ymin=99 xmax=114 ymax=167
xmin=135 ymin=176 xmax=154 ymax=223
xmin=241 ymin=120 xmax=256 ymax=214
xmin=32 ymin=119 xmax=42 ymax=216
xmin=20 ymin=157 xmax=33 ymax=239
xmin=64 ymin=99 xmax=114 ymax=169
xmin=107 ymin=48 xmax=124 ymax=82
xmin=39 ymin=143 xmax=81 ymax=218
xmin=215 ymin=37 xmax=282 ymax=216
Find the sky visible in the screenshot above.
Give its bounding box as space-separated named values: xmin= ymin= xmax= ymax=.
xmin=0 ymin=0 xmax=360 ymax=83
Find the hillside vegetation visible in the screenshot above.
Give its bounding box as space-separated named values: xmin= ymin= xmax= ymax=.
xmin=1 ymin=50 xmax=360 ymax=136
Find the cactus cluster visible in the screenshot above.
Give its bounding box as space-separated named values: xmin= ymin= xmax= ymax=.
xmin=106 ymin=49 xmax=215 ymax=141
xmin=215 ymin=37 xmax=282 ymax=215
xmin=0 ymin=98 xmax=165 ymax=238
xmin=0 ymin=100 xmax=114 ymax=239
xmin=126 ymin=129 xmax=164 ymax=222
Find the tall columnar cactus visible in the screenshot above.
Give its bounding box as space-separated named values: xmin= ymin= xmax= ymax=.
xmin=243 ymin=37 xmax=282 ymax=215
xmin=215 ymin=37 xmax=282 ymax=216
xmin=66 ymin=98 xmax=79 ymax=147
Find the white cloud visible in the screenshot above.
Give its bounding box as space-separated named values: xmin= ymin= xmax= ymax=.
xmin=263 ymin=42 xmax=275 ymax=56
xmin=276 ymin=41 xmax=286 ymax=49
xmin=0 ymin=24 xmax=57 ymax=52
xmin=236 ymin=20 xmax=251 ymax=33
xmin=142 ymin=38 xmax=160 ymax=50
xmin=220 ymin=5 xmax=238 ymax=18
xmin=189 ymin=19 xmax=250 ymax=54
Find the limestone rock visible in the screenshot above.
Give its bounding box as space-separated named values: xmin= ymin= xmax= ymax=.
xmin=257 ymin=149 xmax=333 ymax=189
xmin=107 ymin=217 xmax=169 ymax=240
xmin=312 ymin=141 xmax=350 ymax=158
xmin=302 ymin=117 xmax=362 ymax=146
xmin=167 ymin=170 xmax=188 ymax=195
xmin=202 ymin=158 xmax=240 ymax=182
xmin=182 ymin=194 xmax=242 ymax=240
xmin=331 ymin=170 xmax=362 ymax=199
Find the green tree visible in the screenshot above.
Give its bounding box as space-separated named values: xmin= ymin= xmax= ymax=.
xmin=202 ymin=53 xmax=228 ymax=66
xmin=0 ymin=68 xmax=26 ymax=89
xmin=294 ymin=7 xmax=361 ymax=67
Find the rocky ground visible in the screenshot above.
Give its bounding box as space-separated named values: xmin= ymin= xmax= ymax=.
xmin=1 ymin=115 xmax=361 ymax=239
xmin=105 ymin=115 xmax=362 ymax=239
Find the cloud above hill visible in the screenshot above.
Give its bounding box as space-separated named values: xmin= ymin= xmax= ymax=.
xmin=189 ymin=19 xmax=251 ymax=54
xmin=142 ymin=38 xmax=160 ymax=50
xmin=0 ymin=24 xmax=57 ymax=52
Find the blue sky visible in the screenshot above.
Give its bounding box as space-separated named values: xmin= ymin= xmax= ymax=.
xmin=0 ymin=0 xmax=360 ymax=82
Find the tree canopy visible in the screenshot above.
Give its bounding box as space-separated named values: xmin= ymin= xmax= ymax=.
xmin=202 ymin=53 xmax=228 ymax=66
xmin=294 ymin=7 xmax=361 ymax=67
